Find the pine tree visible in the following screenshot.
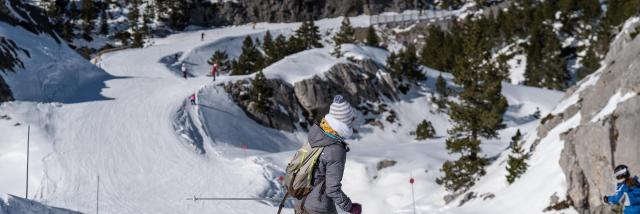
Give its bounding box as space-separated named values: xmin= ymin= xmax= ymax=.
xmin=331 ymin=44 xmax=342 ymax=58
xmin=295 ymin=20 xmax=323 ymax=50
xmin=421 ymin=25 xmax=447 ymax=71
xmin=434 ymin=74 xmax=448 ymax=110
xmin=129 ymin=0 xmax=144 ymax=48
xmin=142 ymin=3 xmax=155 ymax=37
xmin=436 ymin=74 xmax=448 ymax=97
xmin=69 ymin=2 xmax=79 ymax=20
xmin=250 ymin=71 xmax=273 ymax=113
xmin=402 ymin=44 xmax=425 ymax=81
xmin=131 ymin=31 xmax=144 ymax=48
xmin=524 ymin=25 xmax=569 ymax=90
xmin=577 ymin=47 xmax=600 ymax=81
xmin=208 ymin=50 xmax=228 ymax=65
xmin=273 ymin=34 xmax=288 ymax=60
xmin=232 ymin=36 xmax=264 ymax=75
xmin=156 ymin=0 xmax=189 ymax=30
xmin=208 ymin=50 xmax=230 ymax=74
xmin=115 ymin=31 xmax=131 ymax=46
xmin=506 ymin=130 xmax=528 ymax=184
xmin=44 ymin=0 xmax=64 ymax=27
xmin=386 ymin=52 xmax=401 ymax=78
xmin=333 ymin=17 xmax=356 ymax=46
xmin=365 ymin=26 xmax=379 ymax=47
xmin=99 ymin=9 xmax=109 ymax=35
xmin=62 ymin=21 xmax=74 ymax=42
xmin=81 ymin=0 xmax=95 ymax=37
xmin=263 ymin=31 xmax=279 ymax=65
xmin=415 ymin=120 xmax=436 ymax=140
xmin=436 ymin=19 xmax=508 ymax=192
xmin=286 ymin=35 xmax=305 ymax=55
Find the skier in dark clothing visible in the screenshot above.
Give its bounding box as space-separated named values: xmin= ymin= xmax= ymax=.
xmin=181 ymin=63 xmax=188 ymax=79
xmin=604 ymin=165 xmax=640 ymax=214
xmin=294 ymin=95 xmax=362 ymax=214
xmin=201 ymin=32 xmax=205 ymax=41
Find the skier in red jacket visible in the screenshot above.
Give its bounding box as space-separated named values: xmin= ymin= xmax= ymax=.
xmin=190 ymin=93 xmax=197 ymax=105
xmin=211 ymin=63 xmax=219 ymax=81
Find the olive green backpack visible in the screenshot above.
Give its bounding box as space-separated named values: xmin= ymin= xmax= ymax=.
xmin=277 ymin=141 xmax=324 ymax=214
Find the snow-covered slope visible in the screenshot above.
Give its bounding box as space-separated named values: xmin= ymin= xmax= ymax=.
xmin=0 ymin=2 xmax=111 ymax=103
xmin=1 ymin=13 xmax=567 ymax=214
xmin=0 ymin=193 xmax=80 ymax=214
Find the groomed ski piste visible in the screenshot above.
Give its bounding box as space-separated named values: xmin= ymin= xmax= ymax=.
xmin=1 ymin=12 xmax=583 ymax=214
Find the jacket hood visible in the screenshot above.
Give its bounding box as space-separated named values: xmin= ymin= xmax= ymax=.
xmin=308 ymin=125 xmax=341 ymax=148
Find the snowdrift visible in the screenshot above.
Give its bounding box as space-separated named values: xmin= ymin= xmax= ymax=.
xmin=0 ymin=193 xmax=80 ymax=214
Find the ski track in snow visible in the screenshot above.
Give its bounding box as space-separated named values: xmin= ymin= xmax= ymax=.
xmin=36 ymin=26 xmax=291 ymax=213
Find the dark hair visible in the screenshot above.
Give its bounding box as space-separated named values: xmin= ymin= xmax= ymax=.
xmin=626 ymin=177 xmax=640 ymax=188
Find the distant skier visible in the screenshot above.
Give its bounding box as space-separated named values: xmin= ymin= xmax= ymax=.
xmin=285 ymin=95 xmax=362 ymax=214
xmin=201 ymin=32 xmax=205 ymax=41
xmin=211 ymin=62 xmax=219 ymax=81
xmin=181 ymin=63 xmax=187 ymax=79
xmin=604 ymin=165 xmax=640 ymax=214
xmin=190 ymin=93 xmax=197 ymax=105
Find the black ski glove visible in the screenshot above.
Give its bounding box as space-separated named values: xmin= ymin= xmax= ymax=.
xmin=603 ymin=196 xmax=609 ymax=204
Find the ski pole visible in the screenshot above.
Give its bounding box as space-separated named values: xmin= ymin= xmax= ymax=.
xmin=186 ymin=196 xmax=294 ymax=201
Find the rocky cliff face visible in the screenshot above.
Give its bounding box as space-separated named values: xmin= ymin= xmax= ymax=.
xmin=535 ymin=17 xmax=640 ymax=213
xmin=225 ymin=58 xmax=396 ymax=132
xmin=191 ymin=0 xmax=419 ymax=26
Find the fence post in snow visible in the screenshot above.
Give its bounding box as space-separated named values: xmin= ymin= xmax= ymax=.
xmin=25 ymin=125 xmax=30 ymax=199
xmin=97 ymin=175 xmax=100 ymax=214
xmin=410 ymin=176 xmax=416 ymax=214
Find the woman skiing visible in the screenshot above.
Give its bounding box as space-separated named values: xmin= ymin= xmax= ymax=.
xmin=604 ymin=165 xmax=640 ymax=214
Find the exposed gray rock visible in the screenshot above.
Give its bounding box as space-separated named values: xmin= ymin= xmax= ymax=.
xmin=376 ymin=159 xmax=397 ymax=171
xmin=458 ymin=191 xmax=477 ymax=206
xmin=190 ymin=0 xmax=421 ymax=26
xmin=224 ymin=78 xmax=301 ymax=132
xmin=294 ymin=63 xmax=379 ymax=121
xmin=534 ymin=18 xmax=640 ymax=214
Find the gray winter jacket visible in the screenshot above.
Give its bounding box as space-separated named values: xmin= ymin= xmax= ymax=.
xmin=296 ymin=125 xmax=353 ymax=213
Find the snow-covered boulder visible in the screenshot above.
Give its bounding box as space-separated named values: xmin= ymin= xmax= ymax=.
xmin=536 ymin=17 xmax=640 ymax=213
xmin=0 ymin=193 xmax=80 ymax=214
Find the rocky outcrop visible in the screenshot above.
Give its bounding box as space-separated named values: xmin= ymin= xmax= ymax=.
xmin=225 ymin=78 xmax=303 ymax=132
xmin=225 ymin=59 xmax=397 ymax=132
xmin=190 ymin=0 xmax=421 ymax=26
xmin=535 ymin=18 xmax=640 ymax=213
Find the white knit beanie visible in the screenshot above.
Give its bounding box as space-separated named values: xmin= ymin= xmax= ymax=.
xmin=325 ymin=95 xmax=355 ymax=138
